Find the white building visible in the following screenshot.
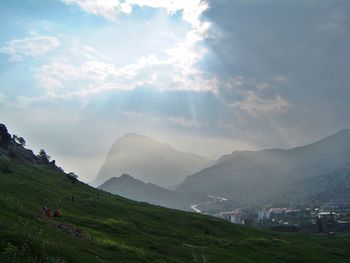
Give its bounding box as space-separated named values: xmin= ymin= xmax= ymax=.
xmin=230 ymin=214 xmax=243 ymax=224
xmin=258 ymin=211 xmax=270 ymax=220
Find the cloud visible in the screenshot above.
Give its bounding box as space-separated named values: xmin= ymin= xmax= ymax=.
xmin=232 ymin=91 xmax=290 ymax=117
xmin=255 ymin=82 xmax=271 ymax=90
xmin=35 ymin=19 xmax=217 ymax=96
xmin=274 ymin=76 xmax=288 ymax=85
xmin=62 ymin=0 xmax=208 ymax=28
xmin=35 ymin=54 xmax=159 ymax=96
xmin=0 ymin=35 xmax=59 ymax=61
xmin=0 ymin=92 xmax=8 ymax=106
xmin=63 ymin=0 xmax=122 ymax=21
xmin=28 ymin=1 xmax=216 ymax=96
xmin=169 ymin=116 xmax=202 ymax=128
xmin=35 ymin=50 xmax=218 ymax=96
xmin=127 ymin=0 xmax=208 ymax=29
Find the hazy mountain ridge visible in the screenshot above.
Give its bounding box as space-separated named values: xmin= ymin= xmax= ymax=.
xmin=266 ymin=168 xmax=350 ymax=208
xmin=93 ymin=133 xmax=210 ymax=187
xmin=176 ymin=129 xmax=350 ymax=208
xmin=99 ymin=174 xmax=194 ymax=211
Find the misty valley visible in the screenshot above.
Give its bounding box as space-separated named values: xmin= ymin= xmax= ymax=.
xmin=96 ymin=130 xmax=350 ymax=234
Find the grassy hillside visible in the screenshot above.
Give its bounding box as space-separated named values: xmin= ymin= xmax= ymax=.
xmin=1 ymin=160 xmax=350 ymax=263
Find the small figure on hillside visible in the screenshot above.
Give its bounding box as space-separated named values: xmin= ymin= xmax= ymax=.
xmin=54 ymin=207 xmax=61 ymax=217
xmin=43 ymin=207 xmax=52 ymax=217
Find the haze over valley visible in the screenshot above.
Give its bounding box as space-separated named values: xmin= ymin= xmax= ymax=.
xmin=96 ymin=129 xmax=350 ymax=213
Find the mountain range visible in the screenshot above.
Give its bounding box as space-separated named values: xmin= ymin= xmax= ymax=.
xmin=92 ymin=133 xmax=211 ymax=188
xmin=176 ymin=129 xmax=350 ymax=209
xmin=99 ymin=173 xmax=194 ymax=211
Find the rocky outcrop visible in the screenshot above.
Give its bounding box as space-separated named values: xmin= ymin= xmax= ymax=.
xmin=0 ymin=123 xmax=62 ymax=171
xmin=0 ymin=124 xmax=11 ymax=147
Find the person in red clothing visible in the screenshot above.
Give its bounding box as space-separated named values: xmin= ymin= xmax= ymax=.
xmin=53 ymin=207 xmax=61 ymax=217
xmin=43 ymin=207 xmax=52 ymax=217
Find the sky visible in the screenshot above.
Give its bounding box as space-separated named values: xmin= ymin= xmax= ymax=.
xmin=1 ymin=0 xmax=350 ymax=182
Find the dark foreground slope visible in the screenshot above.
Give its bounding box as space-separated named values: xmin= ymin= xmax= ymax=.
xmin=1 ymin=161 xmax=350 ymax=262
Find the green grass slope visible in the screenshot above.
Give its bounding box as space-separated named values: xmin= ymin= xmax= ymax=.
xmin=0 ymin=160 xmax=350 ymax=263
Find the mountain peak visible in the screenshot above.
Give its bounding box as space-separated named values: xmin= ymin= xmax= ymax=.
xmin=177 ymin=128 xmax=350 ymax=208
xmin=333 ymin=129 xmax=350 ymax=137
xmin=116 ymin=133 xmax=161 ymax=146
xmin=302 ymin=128 xmax=350 ymax=150
xmin=120 ymin=173 xmax=133 ymax=179
xmin=119 ymin=133 xmax=154 ymax=141
xmin=98 ymin=172 xmax=194 ymax=211
xmin=122 ymin=133 xmax=150 ymax=138
xmin=92 ymin=134 xmax=210 ymax=187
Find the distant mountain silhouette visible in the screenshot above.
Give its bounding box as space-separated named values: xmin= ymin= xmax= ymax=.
xmin=267 ymin=168 xmax=350 ymax=208
xmin=92 ymin=133 xmax=210 ymax=187
xmin=99 ymin=174 xmax=194 ymax=211
xmin=176 ymin=129 xmax=350 ymax=208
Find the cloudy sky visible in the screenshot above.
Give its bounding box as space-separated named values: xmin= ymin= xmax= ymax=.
xmin=1 ymin=0 xmax=349 ymax=182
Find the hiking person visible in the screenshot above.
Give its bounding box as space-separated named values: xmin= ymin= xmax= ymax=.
xmin=43 ymin=207 xmax=52 ymax=217
xmin=54 ymin=206 xmax=61 ymax=217
xmin=53 ymin=208 xmax=61 ymax=217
